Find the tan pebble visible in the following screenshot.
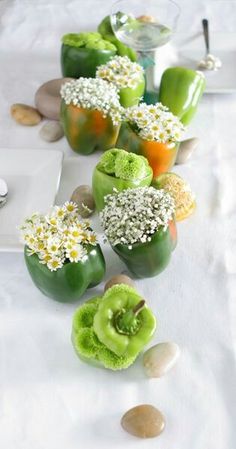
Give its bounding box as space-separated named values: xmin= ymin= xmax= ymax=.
xmin=176 ymin=137 xmax=199 ymax=164
xmin=10 ymin=103 xmax=42 ymax=126
xmin=104 ymin=274 xmax=135 ymax=292
xmin=143 ymin=342 xmax=180 ymax=378
xmin=70 ymin=185 xmax=95 ymax=218
xmin=121 ymin=404 xmax=165 ymax=438
xmin=137 ymin=15 xmax=156 ymax=23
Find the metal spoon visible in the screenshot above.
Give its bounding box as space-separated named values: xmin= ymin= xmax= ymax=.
xmin=198 ymin=19 xmax=222 ymax=71
xmin=0 ymin=178 xmax=8 ymax=208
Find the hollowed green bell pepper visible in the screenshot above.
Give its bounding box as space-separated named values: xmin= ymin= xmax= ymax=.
xmin=98 ymin=15 xmax=137 ymax=62
xmin=118 ymin=78 xmax=145 ymax=108
xmin=61 ymin=32 xmax=117 ymax=78
xmin=92 ymin=149 xmax=153 ymax=211
xmin=112 ymin=220 xmax=177 ymax=278
xmin=61 ymin=102 xmax=120 ymax=155
xmin=24 ymin=244 xmax=105 ymax=303
xmin=159 ymin=67 xmax=206 ymax=125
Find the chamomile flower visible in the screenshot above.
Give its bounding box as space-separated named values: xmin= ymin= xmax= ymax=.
xmin=66 ymin=244 xmax=86 ymax=263
xmin=45 ymin=215 xmax=59 ymax=227
xmin=52 ymin=206 xmax=67 ymax=220
xmin=84 ymin=231 xmax=98 ymax=246
xmin=47 ymin=236 xmax=62 ymax=254
xmin=63 ymin=201 xmax=78 ymax=214
xmin=47 ymin=256 xmax=64 ymax=272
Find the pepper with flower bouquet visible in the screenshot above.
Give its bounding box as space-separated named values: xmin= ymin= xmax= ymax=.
xmin=116 ymin=103 xmax=185 ymax=176
xmin=20 ymin=202 xmax=105 ymax=302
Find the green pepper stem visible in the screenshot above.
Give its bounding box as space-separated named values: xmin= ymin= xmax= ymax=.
xmin=132 ymin=299 xmax=145 ymax=316
xmin=115 ymin=300 xmax=146 ymax=335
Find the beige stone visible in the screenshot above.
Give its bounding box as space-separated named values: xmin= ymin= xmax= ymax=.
xmin=39 ymin=121 xmax=64 ymax=142
xmin=143 ymin=342 xmax=180 ymax=378
xmin=104 ymin=274 xmax=135 ymax=292
xmin=176 ymin=137 xmax=199 ymax=164
xmin=70 ymin=185 xmax=95 ymax=218
xmin=10 ymin=103 xmax=42 ymax=126
xmin=35 ymin=78 xmax=72 ymax=120
xmin=121 ymin=404 xmax=165 ymax=438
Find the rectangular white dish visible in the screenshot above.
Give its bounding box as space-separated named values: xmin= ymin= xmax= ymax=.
xmin=0 ymin=149 xmax=63 ymax=252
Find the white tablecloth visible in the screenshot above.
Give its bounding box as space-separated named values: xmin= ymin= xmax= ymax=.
xmin=0 ymin=1 xmax=236 ymax=448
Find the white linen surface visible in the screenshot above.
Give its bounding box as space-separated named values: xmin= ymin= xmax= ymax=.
xmin=0 ymin=1 xmax=236 ymax=448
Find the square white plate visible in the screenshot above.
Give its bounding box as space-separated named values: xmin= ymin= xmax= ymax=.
xmin=0 ymin=149 xmax=63 ymax=252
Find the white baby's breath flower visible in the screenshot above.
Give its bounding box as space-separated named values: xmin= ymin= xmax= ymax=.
xmin=60 ymin=78 xmax=123 ymax=126
xmin=100 ymin=187 xmax=174 ymax=247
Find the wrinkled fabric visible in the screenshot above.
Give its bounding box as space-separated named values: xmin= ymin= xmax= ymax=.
xmin=0 ymin=1 xmax=236 ymax=449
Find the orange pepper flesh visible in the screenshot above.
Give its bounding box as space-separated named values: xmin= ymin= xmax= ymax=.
xmin=142 ymin=141 xmax=178 ymax=177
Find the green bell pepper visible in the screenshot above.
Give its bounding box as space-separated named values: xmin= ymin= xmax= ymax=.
xmin=24 ymin=244 xmax=105 ymax=303
xmin=72 ymin=284 xmax=156 ymax=369
xmin=61 ymin=32 xmax=117 ymax=78
xmin=93 ymin=284 xmax=156 ymax=357
xmin=98 ymin=15 xmax=137 ymax=62
xmin=92 ymin=149 xmax=153 ymax=211
xmin=112 ymin=221 xmax=177 ymax=278
xmin=159 ymin=67 xmax=206 ymax=125
xmin=118 ymin=79 xmax=145 ymax=107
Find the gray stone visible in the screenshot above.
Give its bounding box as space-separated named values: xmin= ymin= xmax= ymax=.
xmin=70 ymin=185 xmax=95 ymax=218
xmin=39 ymin=121 xmax=64 ymax=142
xmin=176 ymin=137 xmax=199 ymax=164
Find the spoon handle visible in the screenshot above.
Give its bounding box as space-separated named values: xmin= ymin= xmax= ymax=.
xmin=202 ymin=18 xmax=210 ymax=54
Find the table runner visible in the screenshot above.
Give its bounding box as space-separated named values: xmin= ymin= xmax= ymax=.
xmin=0 ymin=1 xmax=236 ymax=448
